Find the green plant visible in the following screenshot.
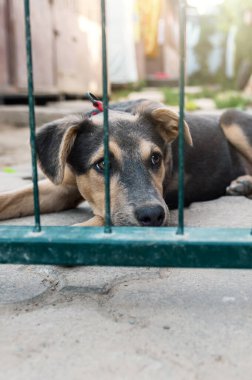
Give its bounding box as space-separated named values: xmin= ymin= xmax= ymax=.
xmin=110 ymin=88 xmax=133 ymax=101
xmin=214 ymin=91 xmax=252 ymax=109
xmin=111 ymin=81 xmax=147 ymax=101
xmin=163 ymin=87 xmax=201 ymax=111
xmin=162 ymin=87 xmax=180 ymax=106
xmin=186 ymin=88 xmax=217 ymax=100
xmin=185 ymin=100 xmax=199 ymax=111
xmin=163 ymin=86 xmax=252 ymax=110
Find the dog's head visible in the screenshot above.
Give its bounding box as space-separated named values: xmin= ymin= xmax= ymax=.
xmin=36 ymin=100 xmax=192 ymax=226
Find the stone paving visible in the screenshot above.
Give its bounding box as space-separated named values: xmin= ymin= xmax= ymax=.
xmin=0 ymin=100 xmax=252 ymax=379
xmin=1 ymin=264 xmax=252 ymax=380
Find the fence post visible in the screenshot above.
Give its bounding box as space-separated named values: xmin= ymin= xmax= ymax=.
xmin=24 ymin=0 xmax=41 ymax=232
xmin=101 ymin=0 xmax=112 ymax=233
xmin=177 ymin=0 xmax=186 ymax=235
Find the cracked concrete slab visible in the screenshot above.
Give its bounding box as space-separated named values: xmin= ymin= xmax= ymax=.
xmin=1 ymin=267 xmax=252 ymax=380
xmin=0 ymin=266 xmax=59 ymax=304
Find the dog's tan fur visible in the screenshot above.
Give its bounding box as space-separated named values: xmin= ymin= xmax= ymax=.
xmin=139 ymin=140 xmax=166 ymax=195
xmin=88 ymin=140 xmax=123 ymax=167
xmin=221 ymin=123 xmax=252 ymax=166
xmin=0 ymin=169 xmax=82 ymax=220
xmin=0 ymin=102 xmax=251 ymax=226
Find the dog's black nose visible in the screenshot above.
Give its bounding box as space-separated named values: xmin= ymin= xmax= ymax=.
xmin=135 ymin=205 xmax=165 ymax=227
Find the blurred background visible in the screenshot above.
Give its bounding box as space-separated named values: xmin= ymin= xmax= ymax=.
xmin=0 ymin=0 xmax=252 ymax=110
xmin=0 ymin=0 xmax=251 ymax=223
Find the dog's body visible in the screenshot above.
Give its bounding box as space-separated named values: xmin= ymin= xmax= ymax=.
xmin=0 ymin=100 xmax=251 ymax=226
xmin=167 ymin=111 xmax=252 ymax=207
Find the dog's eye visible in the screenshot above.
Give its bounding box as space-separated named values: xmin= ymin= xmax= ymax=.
xmin=94 ymin=159 xmax=105 ymax=173
xmin=94 ymin=158 xmax=111 ymax=174
xmin=150 ymin=152 xmax=162 ymax=168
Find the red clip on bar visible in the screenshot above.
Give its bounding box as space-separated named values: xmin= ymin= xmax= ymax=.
xmin=87 ymin=92 xmax=104 ymax=112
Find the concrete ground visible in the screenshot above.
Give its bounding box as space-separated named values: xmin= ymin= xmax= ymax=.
xmin=0 ymin=99 xmax=252 ymax=380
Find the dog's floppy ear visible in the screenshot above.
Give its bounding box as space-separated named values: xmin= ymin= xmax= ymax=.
xmin=138 ymin=101 xmax=193 ymax=146
xmin=152 ymin=107 xmax=193 ymax=146
xmin=36 ymin=115 xmax=84 ymax=184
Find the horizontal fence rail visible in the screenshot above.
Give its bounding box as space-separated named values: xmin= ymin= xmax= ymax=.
xmin=0 ymin=0 xmax=251 ymax=268
xmin=0 ymin=227 xmax=251 ymax=268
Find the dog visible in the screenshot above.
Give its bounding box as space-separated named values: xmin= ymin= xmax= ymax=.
xmin=0 ymin=99 xmax=251 ymax=226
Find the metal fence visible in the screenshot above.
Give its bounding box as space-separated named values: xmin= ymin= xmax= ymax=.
xmin=0 ymin=0 xmax=251 ymax=268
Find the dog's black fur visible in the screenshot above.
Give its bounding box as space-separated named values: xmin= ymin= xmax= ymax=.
xmin=0 ymin=100 xmax=251 ymax=226
xmin=109 ymin=100 xmax=252 ymax=207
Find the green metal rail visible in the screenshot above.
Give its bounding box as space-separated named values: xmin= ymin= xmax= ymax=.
xmin=177 ymin=0 xmax=186 ymax=235
xmin=101 ymin=0 xmax=111 ymax=233
xmin=0 ymin=0 xmax=251 ymax=267
xmin=0 ymin=226 xmax=251 ymax=267
xmin=24 ymin=0 xmax=41 ymax=232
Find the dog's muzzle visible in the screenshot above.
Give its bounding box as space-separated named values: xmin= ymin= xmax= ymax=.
xmin=134 ymin=204 xmax=166 ymax=227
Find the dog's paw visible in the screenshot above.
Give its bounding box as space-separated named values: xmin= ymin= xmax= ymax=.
xmin=226 ymin=175 xmax=252 ymax=198
xmin=73 ymin=215 xmax=105 ymax=227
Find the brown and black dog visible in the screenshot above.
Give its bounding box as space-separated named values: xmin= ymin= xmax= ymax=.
xmin=0 ymin=99 xmax=251 ymax=226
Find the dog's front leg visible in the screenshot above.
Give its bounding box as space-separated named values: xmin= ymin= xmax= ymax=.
xmin=73 ymin=215 xmax=104 ymax=227
xmin=0 ymin=179 xmax=83 ymax=220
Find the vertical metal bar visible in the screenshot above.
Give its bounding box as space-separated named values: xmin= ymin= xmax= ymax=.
xmin=101 ymin=0 xmax=111 ymax=233
xmin=24 ymin=0 xmax=41 ymax=232
xmin=176 ymin=0 xmax=186 ymax=235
